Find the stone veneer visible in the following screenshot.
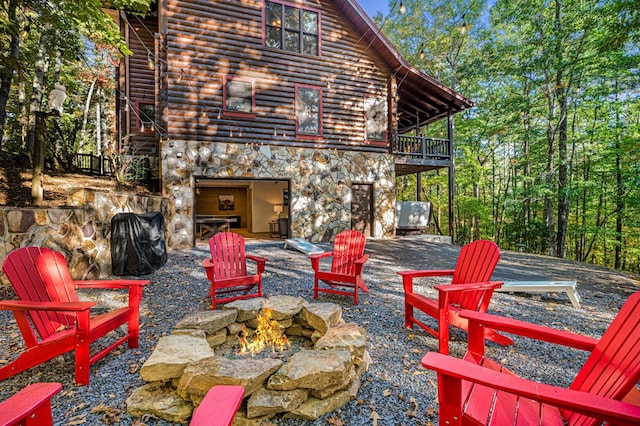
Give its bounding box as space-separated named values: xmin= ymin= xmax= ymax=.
xmin=0 ymin=189 xmax=170 ymax=281
xmin=162 ymin=141 xmax=396 ymax=248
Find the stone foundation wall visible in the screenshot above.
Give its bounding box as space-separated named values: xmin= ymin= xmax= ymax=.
xmin=162 ymin=141 xmax=397 ymax=248
xmin=0 ymin=189 xmax=170 ymax=284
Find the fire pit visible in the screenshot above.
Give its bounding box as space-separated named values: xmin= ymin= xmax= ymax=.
xmin=126 ymin=296 xmax=369 ymax=423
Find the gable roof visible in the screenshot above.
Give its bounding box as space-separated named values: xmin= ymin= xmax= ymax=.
xmin=335 ymin=0 xmax=474 ymax=132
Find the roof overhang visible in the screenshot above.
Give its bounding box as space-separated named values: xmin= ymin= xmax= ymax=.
xmin=334 ymin=0 xmax=474 ymax=132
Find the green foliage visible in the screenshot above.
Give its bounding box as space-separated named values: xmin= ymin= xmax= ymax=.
xmin=384 ymin=0 xmax=640 ymax=272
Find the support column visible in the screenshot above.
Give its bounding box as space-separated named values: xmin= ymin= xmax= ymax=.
xmin=447 ymin=110 xmax=455 ymax=242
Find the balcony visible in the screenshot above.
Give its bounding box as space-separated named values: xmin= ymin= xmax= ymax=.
xmin=392 ymin=135 xmax=452 ymax=176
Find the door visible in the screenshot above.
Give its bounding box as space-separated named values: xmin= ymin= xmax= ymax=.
xmin=351 ymin=184 xmax=374 ymax=236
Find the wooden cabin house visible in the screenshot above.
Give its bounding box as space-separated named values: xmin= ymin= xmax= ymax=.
xmin=116 ymin=0 xmax=473 ymax=248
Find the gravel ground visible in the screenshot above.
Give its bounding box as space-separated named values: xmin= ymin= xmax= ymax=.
xmin=0 ymin=237 xmax=638 ymax=425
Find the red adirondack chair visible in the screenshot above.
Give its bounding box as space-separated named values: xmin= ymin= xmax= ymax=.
xmin=422 ymin=290 xmax=640 ymax=425
xmin=0 ymin=246 xmax=149 ymax=385
xmin=202 ymin=232 xmax=267 ymax=309
xmin=0 ymin=382 xmax=61 ymax=426
xmin=310 ymin=230 xmax=369 ymax=305
xmin=397 ymin=239 xmax=512 ymax=354
xmin=190 ymin=385 xmax=244 ymax=426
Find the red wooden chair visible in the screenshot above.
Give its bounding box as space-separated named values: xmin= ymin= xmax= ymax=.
xmin=0 ymin=246 xmax=149 ymax=385
xmin=397 ymin=240 xmax=512 ymax=354
xmin=0 ymin=382 xmax=61 ymax=426
xmin=310 ymin=230 xmax=369 ymax=305
xmin=190 ymin=385 xmax=244 ymax=426
xmin=202 ymin=232 xmax=266 ymax=309
xmin=422 ymin=290 xmax=640 ymax=425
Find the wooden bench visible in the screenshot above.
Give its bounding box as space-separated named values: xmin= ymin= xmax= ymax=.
xmin=497 ymin=280 xmax=581 ymax=308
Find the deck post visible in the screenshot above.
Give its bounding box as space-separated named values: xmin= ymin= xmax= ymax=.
xmin=447 ymin=110 xmax=455 ymax=242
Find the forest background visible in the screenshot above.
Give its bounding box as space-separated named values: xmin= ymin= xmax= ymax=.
xmin=0 ymin=0 xmax=638 ymax=272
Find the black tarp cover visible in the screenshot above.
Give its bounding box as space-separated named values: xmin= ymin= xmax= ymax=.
xmin=111 ymin=212 xmax=167 ymax=276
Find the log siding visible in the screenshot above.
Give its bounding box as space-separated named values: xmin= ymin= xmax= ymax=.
xmin=162 ymin=0 xmax=392 ymax=151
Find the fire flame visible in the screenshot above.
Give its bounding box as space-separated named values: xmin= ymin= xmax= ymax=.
xmin=237 ymin=308 xmax=290 ymax=356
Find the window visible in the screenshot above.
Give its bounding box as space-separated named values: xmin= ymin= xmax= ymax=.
xmin=364 ymin=96 xmax=387 ymax=142
xmin=265 ymin=1 xmax=319 ymax=56
xmin=223 ymin=77 xmax=255 ymax=117
xmin=137 ymin=101 xmax=155 ymax=132
xmin=296 ymin=85 xmax=322 ymax=138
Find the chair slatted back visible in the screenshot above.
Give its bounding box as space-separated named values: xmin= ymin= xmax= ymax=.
xmin=2 ymin=247 xmax=79 ymax=341
xmin=449 ymin=240 xmax=501 ymax=310
xmin=330 ymin=230 xmax=366 ymax=276
xmin=564 ymin=291 xmax=640 ymax=426
xmin=208 ymin=232 xmax=248 ymax=280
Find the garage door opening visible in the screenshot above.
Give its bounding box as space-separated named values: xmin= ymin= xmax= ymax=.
xmin=194 ymin=178 xmax=290 ymax=243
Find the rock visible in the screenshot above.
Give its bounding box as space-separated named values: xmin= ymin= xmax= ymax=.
xmin=264 ymin=296 xmax=307 ymax=320
xmin=314 ymin=322 xmax=367 ymax=366
xmin=175 ymin=310 xmax=237 ymax=334
xmin=298 ymin=303 xmax=343 ymax=334
xmin=267 ymin=349 xmax=352 ymax=391
xmin=224 ymin=298 xmax=266 ymax=321
xmin=285 ymin=324 xmax=315 ymax=338
xmin=206 ymin=328 xmax=228 ymax=347
xmin=310 ymin=364 xmax=355 ymax=399
xmin=284 ymin=390 xmax=351 ymax=420
xmin=126 ymin=382 xmax=193 ymax=423
xmin=246 ymin=387 xmax=308 ymax=418
xmin=177 ymin=356 xmax=283 ymax=403
xmin=140 ymin=334 xmax=215 ymax=382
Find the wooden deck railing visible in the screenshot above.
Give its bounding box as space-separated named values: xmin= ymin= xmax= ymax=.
xmin=73 ymin=154 xmax=151 ymax=183
xmin=75 ymin=154 xmax=112 ymax=176
xmin=392 ymin=135 xmax=451 ymax=160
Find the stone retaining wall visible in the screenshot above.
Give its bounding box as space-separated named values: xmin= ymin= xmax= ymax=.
xmin=0 ymin=189 xmax=171 ymax=284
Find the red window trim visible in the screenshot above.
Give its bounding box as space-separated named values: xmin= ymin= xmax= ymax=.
xmin=262 ymin=0 xmax=322 ymax=58
xmin=295 ymin=84 xmax=323 ymax=140
xmin=222 ymin=76 xmax=257 ymax=119
xmin=135 ymin=100 xmax=155 ymax=132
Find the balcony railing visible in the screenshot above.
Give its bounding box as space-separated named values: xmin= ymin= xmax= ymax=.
xmin=392 ymin=135 xmax=451 ymax=160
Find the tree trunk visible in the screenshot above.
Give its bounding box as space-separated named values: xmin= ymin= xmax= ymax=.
xmin=614 ymin=80 xmax=623 ymax=269
xmin=0 ymin=0 xmax=21 ymax=148
xmin=80 ymin=78 xmax=97 ymax=151
xmin=555 ymin=86 xmax=569 ymax=258
xmin=26 ymin=33 xmax=49 ymax=159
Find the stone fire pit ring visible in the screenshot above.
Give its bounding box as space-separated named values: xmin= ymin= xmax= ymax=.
xmin=126 ymin=295 xmax=370 ymax=423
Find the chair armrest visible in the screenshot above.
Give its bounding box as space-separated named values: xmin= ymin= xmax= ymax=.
xmin=0 ymin=300 xmax=95 ymax=312
xmin=309 ymin=251 xmax=333 ymax=271
xmin=434 ymin=281 xmax=503 ymax=293
xmin=246 ymin=254 xmax=267 ymax=275
xmin=397 ymin=269 xmax=456 ymax=279
xmin=309 ymin=252 xmax=333 ymax=260
xmin=460 ymin=309 xmax=598 ymax=352
xmin=245 ymin=254 xmax=267 ymax=263
xmin=0 ymin=382 xmax=62 ymax=426
xmin=398 ymin=269 xmax=456 ymax=294
xmin=422 ymin=352 xmax=640 ymax=425
xmin=190 ymin=385 xmax=244 ymax=426
xmin=74 ymin=279 xmax=150 ymax=289
xmin=354 ymin=254 xmax=370 ymax=265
